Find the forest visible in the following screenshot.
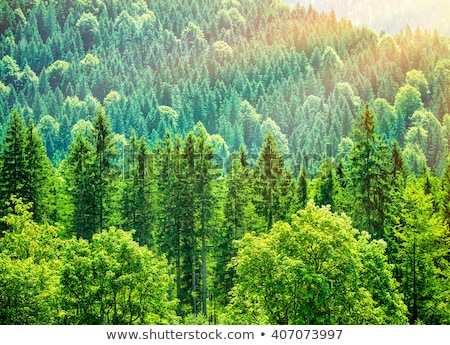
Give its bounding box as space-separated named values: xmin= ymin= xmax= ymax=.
xmin=0 ymin=0 xmax=450 ymax=325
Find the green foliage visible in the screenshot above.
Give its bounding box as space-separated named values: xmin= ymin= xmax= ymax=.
xmin=65 ymin=133 xmax=97 ymax=239
xmin=226 ymin=202 xmax=408 ymax=325
xmin=46 ymin=60 xmax=69 ymax=90
xmin=394 ymin=180 xmax=450 ymax=324
xmin=0 ymin=197 xmax=62 ymax=324
xmin=0 ymin=197 xmax=177 ymax=325
xmin=254 ymin=131 xmax=286 ymax=230
xmin=76 ymin=12 xmax=100 ymax=50
xmin=0 ymin=110 xmax=28 ymax=216
xmin=406 ymin=69 xmax=430 ymax=104
xmin=347 ymin=104 xmax=394 ymax=239
xmin=121 ymin=130 xmax=153 ymax=246
xmin=394 ymin=85 xmax=423 ymax=144
xmin=61 ymin=227 xmax=178 ymax=324
xmin=0 ymin=55 xmax=20 ymax=86
xmin=1 ymin=0 xmax=450 ymax=326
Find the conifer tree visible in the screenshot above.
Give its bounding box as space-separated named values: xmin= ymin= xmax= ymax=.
xmin=254 ymin=131 xmax=285 ymax=230
xmin=66 ymin=133 xmax=97 ymax=239
xmin=194 ymin=126 xmax=220 ymax=317
xmin=0 ymin=110 xmax=27 ymax=222
xmin=314 ymin=158 xmax=337 ymax=211
xmin=180 ymin=131 xmax=197 ymax=315
xmin=90 ymin=108 xmax=119 ymax=232
xmin=121 ymin=130 xmax=153 ymax=246
xmin=395 ymin=181 xmax=450 ymax=324
xmin=296 ymin=165 xmax=309 ymax=210
xmin=23 ymin=119 xmax=53 ymax=223
xmin=347 ymin=104 xmax=394 ymax=239
xmin=156 ymin=132 xmax=183 ymax=315
xmin=215 ymin=145 xmax=264 ymax=306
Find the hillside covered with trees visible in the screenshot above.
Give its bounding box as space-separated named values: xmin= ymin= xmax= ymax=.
xmin=0 ymin=0 xmax=450 ymax=325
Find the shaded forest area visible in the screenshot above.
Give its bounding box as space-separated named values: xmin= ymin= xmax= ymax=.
xmin=0 ymin=0 xmax=450 ymax=325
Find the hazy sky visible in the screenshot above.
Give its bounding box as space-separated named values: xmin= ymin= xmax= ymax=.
xmin=283 ymin=0 xmax=450 ymax=35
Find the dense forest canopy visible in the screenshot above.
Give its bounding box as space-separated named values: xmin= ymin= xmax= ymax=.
xmin=0 ymin=0 xmax=450 ymax=325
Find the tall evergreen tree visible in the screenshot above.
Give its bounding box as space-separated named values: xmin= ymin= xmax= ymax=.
xmin=156 ymin=132 xmax=183 ymax=315
xmin=194 ymin=126 xmax=220 ymax=317
xmin=121 ymin=130 xmax=153 ymax=246
xmin=347 ymin=104 xmax=393 ymax=239
xmin=296 ymin=165 xmax=309 ymax=210
xmin=66 ymin=133 xmax=97 ymax=239
xmin=395 ymin=181 xmax=450 ymax=324
xmin=0 ymin=110 xmax=28 ymax=223
xmin=314 ymin=158 xmax=338 ymax=211
xmin=179 ymin=131 xmax=197 ymax=315
xmin=90 ymin=108 xmax=119 ymax=232
xmin=23 ymin=119 xmax=53 ymax=223
xmin=215 ymin=145 xmax=264 ymax=307
xmin=254 ymin=131 xmax=285 ymax=230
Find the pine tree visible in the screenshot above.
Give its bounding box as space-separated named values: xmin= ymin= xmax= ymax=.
xmin=90 ymin=108 xmax=119 ymax=232
xmin=254 ymin=131 xmax=285 ymax=230
xmin=156 ymin=132 xmax=183 ymax=314
xmin=296 ymin=165 xmax=309 ymax=210
xmin=66 ymin=133 xmax=97 ymax=239
xmin=121 ymin=130 xmax=153 ymax=246
xmin=194 ymin=126 xmax=220 ymax=317
xmin=347 ymin=104 xmax=394 ymax=239
xmin=215 ymin=145 xmax=264 ymax=307
xmin=314 ymin=158 xmax=337 ymax=211
xmin=23 ymin=119 xmax=53 ymax=223
xmin=395 ymin=181 xmax=450 ymax=324
xmin=180 ymin=131 xmax=197 ymax=315
xmin=0 ymin=110 xmax=28 ymax=222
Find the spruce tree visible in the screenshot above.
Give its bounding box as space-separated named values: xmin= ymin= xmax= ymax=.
xmin=347 ymin=104 xmax=393 ymax=239
xmin=122 ymin=130 xmax=153 ymax=246
xmin=180 ymin=131 xmax=197 ymax=315
xmin=314 ymin=158 xmax=337 ymax=211
xmin=296 ymin=165 xmax=309 ymax=210
xmin=215 ymin=145 xmax=264 ymax=307
xmin=23 ymin=119 xmax=53 ymax=223
xmin=254 ymin=131 xmax=285 ymax=230
xmin=194 ymin=126 xmax=220 ymax=317
xmin=0 ymin=110 xmax=28 ymax=222
xmin=90 ymin=108 xmax=119 ymax=232
xmin=156 ymin=132 xmax=183 ymax=315
xmin=66 ymin=133 xmax=97 ymax=239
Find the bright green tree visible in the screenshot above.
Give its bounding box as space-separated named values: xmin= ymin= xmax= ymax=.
xmin=60 ymin=228 xmax=178 ymax=324
xmin=394 ymin=180 xmax=450 ymax=324
xmin=226 ymin=202 xmax=408 ymax=325
xmin=0 ymin=110 xmax=28 ymax=221
xmin=394 ymin=85 xmax=423 ymax=145
xmin=0 ymin=197 xmax=61 ymax=324
xmin=23 ymin=119 xmax=53 ymax=223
